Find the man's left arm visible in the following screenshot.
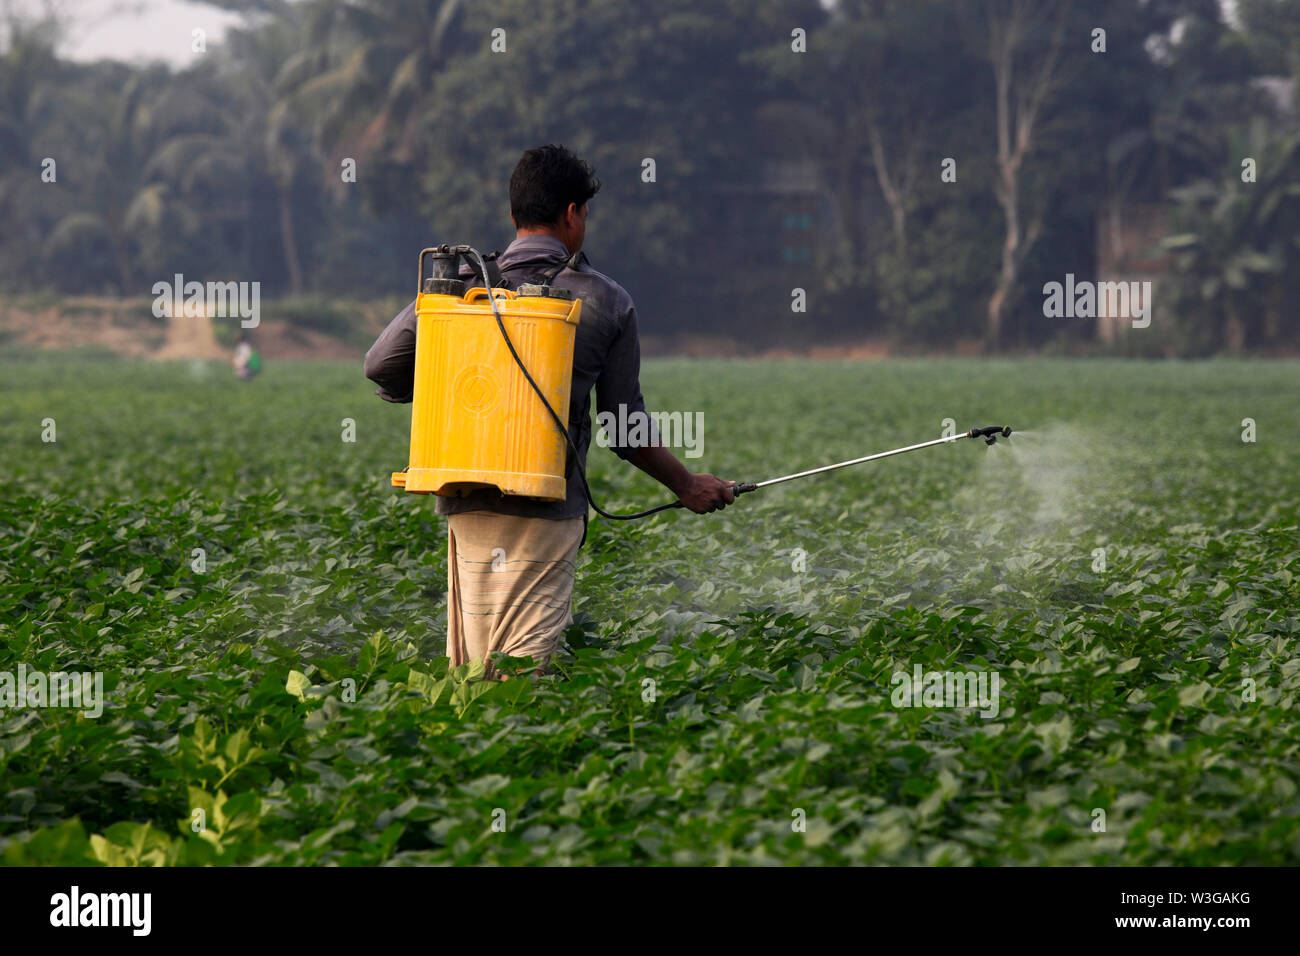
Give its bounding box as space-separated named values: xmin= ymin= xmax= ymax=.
xmin=364 ymin=299 xmax=418 ymax=403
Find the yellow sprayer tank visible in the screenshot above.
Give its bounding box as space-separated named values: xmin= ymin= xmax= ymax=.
xmin=391 ymin=248 xmax=581 ymax=501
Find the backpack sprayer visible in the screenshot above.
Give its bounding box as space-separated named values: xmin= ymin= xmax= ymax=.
xmin=391 ymin=244 xmax=1012 ymax=520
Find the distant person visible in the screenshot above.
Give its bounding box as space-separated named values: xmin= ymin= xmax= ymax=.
xmin=365 ymin=144 xmax=736 ymax=680
xmin=233 ymin=332 xmax=261 ymax=380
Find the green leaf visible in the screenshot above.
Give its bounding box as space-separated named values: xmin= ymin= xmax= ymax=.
xmin=285 ymin=670 xmax=312 ymax=700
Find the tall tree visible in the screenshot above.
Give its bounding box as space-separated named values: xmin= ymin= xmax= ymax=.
xmin=44 ymin=66 xmax=170 ymax=293
xmin=978 ymin=0 xmax=1070 ymax=345
xmin=753 ymin=1 xmax=968 ymax=281
xmin=0 ymin=9 xmax=74 ymax=289
xmin=224 ymin=12 xmax=324 ymax=293
xmin=410 ymin=0 xmax=787 ymax=294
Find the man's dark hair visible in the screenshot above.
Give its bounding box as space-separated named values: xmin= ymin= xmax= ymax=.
xmin=510 ymin=144 xmax=601 ymax=228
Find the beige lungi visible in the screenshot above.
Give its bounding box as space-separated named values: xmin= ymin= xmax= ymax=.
xmin=446 ymin=511 xmax=585 ymax=678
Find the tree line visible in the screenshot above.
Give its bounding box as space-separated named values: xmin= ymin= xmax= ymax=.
xmin=1 ymin=0 xmax=1297 ymax=353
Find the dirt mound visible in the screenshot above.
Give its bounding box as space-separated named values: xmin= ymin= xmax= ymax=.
xmin=0 ymin=297 xmax=369 ymax=363
xmin=153 ymin=310 xmax=227 ymax=360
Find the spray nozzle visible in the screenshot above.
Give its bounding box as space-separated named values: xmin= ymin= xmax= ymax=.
xmin=968 ymin=425 xmax=1013 ymax=445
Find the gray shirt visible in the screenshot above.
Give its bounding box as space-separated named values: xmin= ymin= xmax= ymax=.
xmin=364 ymin=234 xmax=652 ymax=520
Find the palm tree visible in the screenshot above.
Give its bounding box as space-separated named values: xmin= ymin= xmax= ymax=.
xmin=44 ymin=62 xmax=251 ymax=294
xmin=222 ymin=13 xmax=328 ymax=293
xmin=42 ymin=65 xmax=170 ymax=293
xmin=0 ymin=13 xmax=69 ymax=288
xmin=269 ymin=0 xmax=463 ymax=214
xmin=1161 ymin=124 xmax=1300 ymax=352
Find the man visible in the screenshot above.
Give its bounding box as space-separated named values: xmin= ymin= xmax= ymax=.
xmin=365 ymin=144 xmax=735 ymax=679
xmin=233 ymin=332 xmax=261 ymax=380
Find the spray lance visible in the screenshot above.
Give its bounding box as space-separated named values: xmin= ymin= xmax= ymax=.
xmin=459 ymin=244 xmax=1012 ymax=520
xmin=623 ymin=425 xmax=1016 ymax=517
xmin=719 ymin=425 xmax=1013 ymax=499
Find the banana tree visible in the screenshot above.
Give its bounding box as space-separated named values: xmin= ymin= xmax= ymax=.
xmin=1161 ymin=124 xmax=1300 ymax=351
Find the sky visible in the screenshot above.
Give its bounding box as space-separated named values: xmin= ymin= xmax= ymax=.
xmin=5 ymin=0 xmax=1245 ymax=70
xmin=5 ymin=0 xmax=246 ymax=68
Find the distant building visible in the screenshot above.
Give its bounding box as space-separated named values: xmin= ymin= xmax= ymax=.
xmin=692 ymin=153 xmax=840 ymax=347
xmin=710 ymin=157 xmax=830 ymax=271
xmin=1094 ymin=200 xmax=1170 ymax=343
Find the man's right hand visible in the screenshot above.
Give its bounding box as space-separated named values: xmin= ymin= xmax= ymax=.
xmin=625 ymin=445 xmax=737 ymax=515
xmin=676 ymin=474 xmax=737 ymax=514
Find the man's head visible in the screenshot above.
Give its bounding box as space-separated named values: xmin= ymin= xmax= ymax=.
xmin=510 ymin=144 xmax=601 ymax=254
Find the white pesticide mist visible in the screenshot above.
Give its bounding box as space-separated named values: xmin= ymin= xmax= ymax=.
xmin=868 ymin=422 xmax=1133 ymax=613
xmin=570 ymin=424 xmax=1141 ymax=641
xmin=957 ymin=423 xmax=1129 ymax=544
